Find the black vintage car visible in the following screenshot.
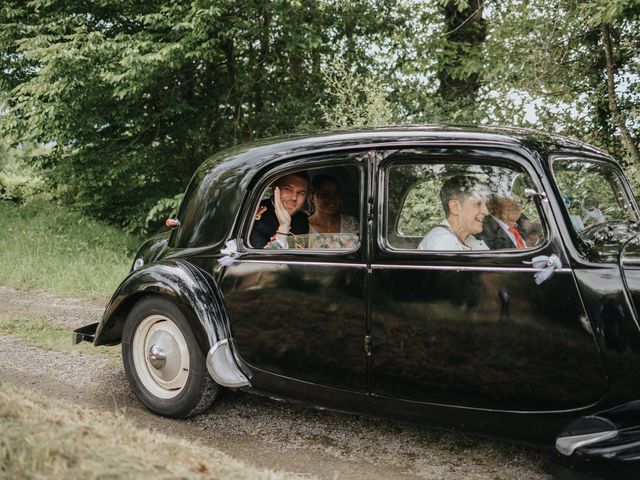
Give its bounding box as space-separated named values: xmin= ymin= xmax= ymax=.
xmin=75 ymin=126 xmax=640 ymax=477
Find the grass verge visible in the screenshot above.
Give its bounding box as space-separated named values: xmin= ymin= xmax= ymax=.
xmin=0 ymin=199 xmax=141 ymax=299
xmin=0 ymin=381 xmax=300 ymax=479
xmin=0 ymin=314 xmax=119 ymax=361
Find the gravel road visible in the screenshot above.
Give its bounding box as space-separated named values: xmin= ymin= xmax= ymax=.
xmin=0 ymin=285 xmax=552 ymax=479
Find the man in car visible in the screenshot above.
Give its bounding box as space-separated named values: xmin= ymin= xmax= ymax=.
xmin=250 ymin=172 xmax=310 ymax=248
xmin=479 ymin=196 xmax=527 ymax=249
xmin=418 ymin=175 xmax=490 ymax=251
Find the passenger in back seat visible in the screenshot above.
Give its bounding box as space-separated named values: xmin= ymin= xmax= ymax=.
xmin=418 ymin=175 xmax=490 ymax=251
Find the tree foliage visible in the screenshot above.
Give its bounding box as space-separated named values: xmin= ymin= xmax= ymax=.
xmin=482 ymin=0 xmax=640 ymax=161
xmin=317 ymin=57 xmax=394 ymax=129
xmin=435 ymin=0 xmax=487 ymax=122
xmin=0 ymin=0 xmax=639 ymax=231
xmin=0 ymin=0 xmax=408 ymax=230
xmin=0 ymin=134 xmax=45 ymax=201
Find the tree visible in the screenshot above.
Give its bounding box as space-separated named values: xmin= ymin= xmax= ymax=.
xmin=2 ymin=0 xmax=639 ymax=230
xmin=482 ymin=0 xmax=640 ymax=163
xmin=435 ymin=0 xmax=487 ymax=122
xmin=384 ymin=1 xmax=488 ymax=124
xmin=600 ymin=19 xmax=640 ymax=163
xmin=317 ymin=57 xmax=394 ymax=128
xmin=0 ymin=0 xmax=408 ymax=231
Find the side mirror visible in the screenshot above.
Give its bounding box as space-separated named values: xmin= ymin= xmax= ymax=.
xmin=524 ymin=188 xmax=547 ymax=201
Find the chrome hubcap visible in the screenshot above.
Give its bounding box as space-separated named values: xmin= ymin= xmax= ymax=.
xmin=146 ymin=328 xmax=182 ymax=383
xmin=148 ymin=344 xmax=167 ymax=369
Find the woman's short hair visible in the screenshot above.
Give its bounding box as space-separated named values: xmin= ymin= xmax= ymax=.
xmin=439 ymin=175 xmax=489 ymax=216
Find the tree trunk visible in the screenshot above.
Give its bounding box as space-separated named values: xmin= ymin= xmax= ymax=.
xmin=222 ymin=38 xmax=242 ymax=141
xmin=436 ymin=0 xmax=486 ymax=116
xmin=601 ymin=23 xmax=640 ymax=163
xmin=253 ymin=7 xmax=271 ymax=138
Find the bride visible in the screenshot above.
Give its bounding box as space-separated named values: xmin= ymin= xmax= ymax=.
xmin=308 ymin=174 xmax=358 ymax=234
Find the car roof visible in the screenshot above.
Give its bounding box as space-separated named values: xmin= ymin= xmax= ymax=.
xmin=197 ymin=124 xmax=611 ymax=175
xmin=173 ymin=125 xmax=613 ymax=250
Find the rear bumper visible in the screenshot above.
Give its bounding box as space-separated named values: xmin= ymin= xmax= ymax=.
xmin=72 ymin=322 xmax=98 ymax=345
xmin=553 ymin=401 xmax=640 ymax=478
xmin=574 ymin=426 xmax=640 ymax=461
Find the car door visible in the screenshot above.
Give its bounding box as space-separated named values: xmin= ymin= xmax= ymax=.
xmin=219 ymin=153 xmax=368 ymax=393
xmin=553 ymin=155 xmax=640 ymax=397
xmin=369 ymin=146 xmax=608 ymax=411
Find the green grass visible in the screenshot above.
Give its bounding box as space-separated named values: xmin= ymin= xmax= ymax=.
xmin=0 ymin=314 xmax=120 ymax=361
xmin=0 ymin=200 xmax=141 ymax=299
xmin=0 ymin=202 xmax=304 ymax=479
xmin=0 ymin=381 xmax=300 ymax=480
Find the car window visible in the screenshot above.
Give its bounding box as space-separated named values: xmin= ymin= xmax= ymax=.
xmin=247 ymin=164 xmax=361 ymax=251
xmin=553 ymin=159 xmax=638 ymax=232
xmin=386 ymin=159 xmax=545 ymax=251
xmin=552 ymin=158 xmax=639 ymax=259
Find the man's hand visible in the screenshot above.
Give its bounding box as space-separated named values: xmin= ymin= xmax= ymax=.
xmin=273 ymin=187 xmax=291 ymax=233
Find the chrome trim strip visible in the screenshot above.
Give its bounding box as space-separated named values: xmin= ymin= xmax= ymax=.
xmin=234 ymin=259 xmax=572 ymax=273
xmin=556 ymin=430 xmax=618 ymax=456
xmin=371 ymin=264 xmax=572 ymax=273
xmin=235 ymin=259 xmax=367 ymax=268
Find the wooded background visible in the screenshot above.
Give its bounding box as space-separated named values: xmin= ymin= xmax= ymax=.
xmin=1 ymin=0 xmax=638 ymax=233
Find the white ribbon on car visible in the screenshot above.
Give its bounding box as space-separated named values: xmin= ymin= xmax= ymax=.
xmin=218 ymin=240 xmax=244 ymax=266
xmin=531 ymin=254 xmax=562 ymax=285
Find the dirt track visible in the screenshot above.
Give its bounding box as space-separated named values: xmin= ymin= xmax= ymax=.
xmin=0 ymin=285 xmax=552 ymax=479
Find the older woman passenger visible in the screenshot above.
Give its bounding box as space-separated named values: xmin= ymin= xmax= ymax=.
xmin=418 ymin=175 xmax=490 ymax=251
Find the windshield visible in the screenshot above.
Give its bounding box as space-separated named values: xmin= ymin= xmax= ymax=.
xmin=553 ymin=158 xmax=639 ymax=259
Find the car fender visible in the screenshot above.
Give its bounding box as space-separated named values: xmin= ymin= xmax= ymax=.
xmin=95 ymin=258 xmax=250 ymax=388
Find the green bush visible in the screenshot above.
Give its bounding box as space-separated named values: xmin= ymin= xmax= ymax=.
xmin=0 ymin=170 xmax=45 ymax=202
xmin=0 ymin=140 xmax=46 ymax=202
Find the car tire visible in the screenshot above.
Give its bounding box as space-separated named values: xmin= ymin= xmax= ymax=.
xmin=122 ymin=296 xmax=220 ymax=418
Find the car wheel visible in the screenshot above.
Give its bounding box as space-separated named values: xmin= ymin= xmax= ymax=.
xmin=122 ymin=296 xmax=219 ymax=418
